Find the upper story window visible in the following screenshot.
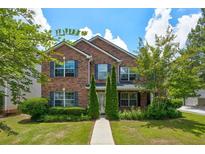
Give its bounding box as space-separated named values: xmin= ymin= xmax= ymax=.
xmin=54 ymin=91 xmax=77 ymax=107
xmin=120 ymin=67 xmax=137 ymax=81
xmin=54 ymin=60 xmax=76 ymax=77
xmin=97 ymin=64 xmax=108 ymax=80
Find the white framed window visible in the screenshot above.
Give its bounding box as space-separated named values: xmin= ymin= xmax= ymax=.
xmin=98 ymin=64 xmax=108 ymax=80
xmin=55 ymin=60 xmax=76 ymax=77
xmin=54 ymin=91 xmax=76 ymax=107
xmin=120 ymin=92 xmax=138 ymax=107
xmin=120 ymin=67 xmax=137 ymax=81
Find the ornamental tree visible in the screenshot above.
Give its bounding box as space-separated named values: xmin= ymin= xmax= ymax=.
xmin=0 ymin=8 xmax=55 ymax=104
xmin=105 ymin=74 xmax=112 ymax=119
xmin=88 ymin=75 xmax=99 ymax=119
xmin=110 ymin=66 xmax=119 ymax=120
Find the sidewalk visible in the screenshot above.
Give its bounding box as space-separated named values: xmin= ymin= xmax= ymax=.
xmin=179 ymin=106 xmax=205 ymax=116
xmin=90 ymin=117 xmax=115 ymax=145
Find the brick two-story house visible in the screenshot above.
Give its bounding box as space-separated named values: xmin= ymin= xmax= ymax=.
xmin=42 ymin=35 xmax=150 ymax=113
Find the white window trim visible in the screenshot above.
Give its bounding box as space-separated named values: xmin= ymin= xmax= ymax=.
xmin=98 ymin=64 xmax=108 ymax=80
xmin=54 ymin=60 xmax=75 ymax=77
xmin=54 ymin=91 xmax=75 ymax=107
xmin=120 ymin=92 xmax=138 ymax=107
xmin=120 ymin=67 xmax=136 ymax=81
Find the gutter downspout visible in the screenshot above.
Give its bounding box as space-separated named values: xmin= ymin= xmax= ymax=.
xmin=88 ymin=57 xmax=92 ymax=84
xmin=117 ymin=60 xmax=122 ymax=84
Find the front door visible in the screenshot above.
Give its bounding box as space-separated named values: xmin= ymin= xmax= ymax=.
xmin=97 ymin=92 xmax=105 ymax=114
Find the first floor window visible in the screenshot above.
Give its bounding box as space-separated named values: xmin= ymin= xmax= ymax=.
xmin=120 ymin=92 xmax=138 ymax=107
xmin=54 ymin=91 xmax=77 ymax=107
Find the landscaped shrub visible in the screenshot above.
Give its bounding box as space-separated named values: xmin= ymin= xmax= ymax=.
xmin=88 ymin=75 xmax=99 ymax=119
xmin=119 ymin=98 xmax=182 ymax=120
xmin=170 ymin=99 xmax=183 ymax=108
xmin=119 ymin=108 xmax=146 ymax=120
xmin=18 ymin=97 xmax=49 ymax=120
xmin=39 ymin=114 xmax=90 ymax=122
xmin=145 ymin=98 xmax=182 ymax=120
xmin=48 ymin=107 xmax=87 ymax=116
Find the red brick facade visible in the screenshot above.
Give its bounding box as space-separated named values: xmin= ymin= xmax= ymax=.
xmin=41 ymin=36 xmax=150 ymax=108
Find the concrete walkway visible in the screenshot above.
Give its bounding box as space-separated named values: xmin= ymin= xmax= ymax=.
xmin=90 ymin=117 xmax=115 ymax=145
xmin=179 ymin=106 xmax=205 ymax=116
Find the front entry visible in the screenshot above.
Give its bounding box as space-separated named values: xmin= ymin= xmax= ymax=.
xmin=97 ymin=92 xmax=105 ymax=114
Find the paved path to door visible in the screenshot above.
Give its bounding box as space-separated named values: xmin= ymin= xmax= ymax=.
xmin=179 ymin=106 xmax=205 ymax=116
xmin=90 ymin=117 xmax=115 ymax=145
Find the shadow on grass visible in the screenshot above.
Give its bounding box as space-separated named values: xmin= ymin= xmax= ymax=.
xmin=18 ymin=118 xmax=41 ymax=124
xmin=141 ymin=117 xmax=205 ymax=137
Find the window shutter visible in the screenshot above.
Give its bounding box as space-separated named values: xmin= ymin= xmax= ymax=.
xmin=74 ymin=60 xmax=78 ymax=77
xmin=108 ymin=64 xmax=111 ymax=74
xmin=74 ymin=91 xmax=78 ymax=106
xmin=50 ymin=61 xmax=55 ymax=78
xmin=49 ymin=91 xmax=55 ymax=107
xmin=95 ymin=64 xmax=98 ymax=80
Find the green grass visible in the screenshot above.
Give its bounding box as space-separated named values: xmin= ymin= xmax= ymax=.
xmin=0 ymin=114 xmax=94 ymax=144
xmin=111 ymin=112 xmax=205 ymax=145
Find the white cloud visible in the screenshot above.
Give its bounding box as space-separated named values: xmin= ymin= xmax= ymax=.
xmin=80 ymin=27 xmax=101 ymax=40
xmin=145 ymin=8 xmax=172 ymax=46
xmin=104 ymin=29 xmax=128 ymax=51
xmin=29 ymin=8 xmax=51 ymax=31
xmin=145 ymin=8 xmax=201 ymax=48
xmin=174 ymin=13 xmax=201 ymax=48
xmin=79 ymin=27 xmax=129 ymax=51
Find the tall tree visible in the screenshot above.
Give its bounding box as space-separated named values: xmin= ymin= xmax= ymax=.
xmin=88 ymin=75 xmax=99 ymax=119
xmin=168 ymin=49 xmax=203 ymax=102
xmin=105 ymin=75 xmax=112 ymax=118
xmin=0 ymin=9 xmax=55 ymax=104
xmin=136 ymin=28 xmax=179 ymax=98
xmin=110 ymin=66 xmax=119 ymax=120
xmin=186 ymin=8 xmax=205 ymax=81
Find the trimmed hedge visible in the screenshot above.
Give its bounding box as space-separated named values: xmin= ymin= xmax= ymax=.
xmin=39 ymin=114 xmax=90 ymax=122
xmin=120 ymin=98 xmax=182 ymax=120
xmin=48 ymin=107 xmax=87 ymax=116
xmin=18 ymin=98 xmax=49 ymax=120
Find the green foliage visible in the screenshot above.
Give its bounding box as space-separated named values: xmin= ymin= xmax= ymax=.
xmin=0 ymin=9 xmax=55 ymax=104
xmin=185 ymin=8 xmax=205 ymax=83
xmin=145 ymin=98 xmax=182 ymax=120
xmin=136 ymin=28 xmax=179 ymax=98
xmin=0 ymin=94 xmax=3 ymax=112
xmin=39 ymin=114 xmax=90 ymax=122
xmin=88 ymin=75 xmax=99 ymax=119
xmin=18 ymin=97 xmax=49 ymax=120
xmin=48 ymin=107 xmax=87 ymax=116
xmin=170 ymin=99 xmax=183 ymax=108
xmin=110 ymin=66 xmax=119 ymax=120
xmin=105 ymin=75 xmax=112 ymax=118
xmin=119 ymin=108 xmax=145 ymax=120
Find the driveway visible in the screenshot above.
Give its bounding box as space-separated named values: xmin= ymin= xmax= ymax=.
xmin=179 ymin=106 xmax=205 ymax=115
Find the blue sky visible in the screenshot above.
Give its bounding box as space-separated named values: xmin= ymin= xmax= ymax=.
xmin=41 ymin=8 xmax=201 ymax=53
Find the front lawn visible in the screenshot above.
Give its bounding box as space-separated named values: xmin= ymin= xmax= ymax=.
xmin=111 ymin=112 xmax=205 ymax=144
xmin=0 ymin=114 xmax=94 ymax=144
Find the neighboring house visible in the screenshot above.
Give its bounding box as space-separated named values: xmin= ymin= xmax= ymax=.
xmin=0 ymin=65 xmax=41 ymax=114
xmin=185 ymin=90 xmax=205 ymax=106
xmin=42 ymin=36 xmax=150 ymax=113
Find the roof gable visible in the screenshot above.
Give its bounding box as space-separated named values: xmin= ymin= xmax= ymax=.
xmin=89 ymin=35 xmax=136 ymax=59
xmin=74 ymin=38 xmax=121 ymax=62
xmin=47 ymin=41 xmax=91 ymax=59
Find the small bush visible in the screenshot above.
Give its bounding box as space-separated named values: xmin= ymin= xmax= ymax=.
xmin=39 ymin=114 xmax=90 ymax=122
xmin=145 ymin=98 xmax=182 ymax=120
xmin=48 ymin=107 xmax=87 ymax=116
xmin=119 ymin=108 xmax=146 ymax=120
xmin=170 ymin=99 xmax=183 ymax=108
xmin=18 ymin=98 xmax=49 ymax=120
